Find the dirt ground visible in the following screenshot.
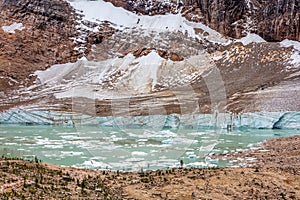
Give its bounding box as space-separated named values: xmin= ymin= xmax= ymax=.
xmin=0 ymin=135 xmax=299 ymax=199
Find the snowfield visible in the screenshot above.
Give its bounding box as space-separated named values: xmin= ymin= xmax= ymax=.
xmin=68 ymin=0 xmax=229 ymax=44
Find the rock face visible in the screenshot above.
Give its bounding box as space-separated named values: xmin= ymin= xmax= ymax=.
xmin=1 ymin=0 xmax=72 ymax=24
xmin=0 ymin=0 xmax=79 ymax=94
xmin=106 ymin=0 xmax=300 ymax=42
xmin=183 ymin=0 xmax=247 ymax=39
xmin=184 ymin=0 xmax=300 ymax=42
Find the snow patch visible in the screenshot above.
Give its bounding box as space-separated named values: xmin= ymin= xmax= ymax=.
xmin=68 ymin=0 xmax=228 ymax=44
xmin=2 ymin=23 xmax=24 ymax=33
xmin=290 ymin=52 xmax=300 ymax=66
xmin=235 ymin=33 xmax=266 ymax=45
xmin=69 ymin=0 xmax=194 ymax=34
xmin=280 ymin=39 xmax=300 ymax=51
xmin=185 ymin=20 xmax=230 ymax=44
xmin=280 ymin=39 xmax=300 ymax=67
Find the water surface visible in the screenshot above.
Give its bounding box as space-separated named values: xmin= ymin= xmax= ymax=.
xmin=0 ymin=124 xmax=299 ymax=171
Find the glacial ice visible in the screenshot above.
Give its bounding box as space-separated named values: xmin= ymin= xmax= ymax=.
xmin=0 ymin=110 xmax=299 ymax=129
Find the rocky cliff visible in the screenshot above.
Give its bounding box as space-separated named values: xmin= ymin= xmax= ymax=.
xmin=184 ymin=0 xmax=300 ymax=42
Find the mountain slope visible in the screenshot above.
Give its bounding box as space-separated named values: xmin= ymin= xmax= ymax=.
xmin=0 ymin=0 xmax=299 ymax=119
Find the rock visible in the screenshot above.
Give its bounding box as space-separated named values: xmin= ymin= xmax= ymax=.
xmin=189 ymin=0 xmax=300 ymax=41
xmin=87 ymin=23 xmax=115 ymax=45
xmin=169 ymin=52 xmax=184 ymax=61
xmin=130 ymin=48 xmax=184 ymax=61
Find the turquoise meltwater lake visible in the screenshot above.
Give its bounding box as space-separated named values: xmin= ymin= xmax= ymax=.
xmin=0 ymin=124 xmax=299 ymax=171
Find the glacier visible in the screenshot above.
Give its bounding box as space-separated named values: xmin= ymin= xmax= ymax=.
xmin=0 ymin=110 xmax=299 ymax=129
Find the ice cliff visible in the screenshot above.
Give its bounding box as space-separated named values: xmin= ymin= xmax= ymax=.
xmin=1 ymin=110 xmax=299 ymax=129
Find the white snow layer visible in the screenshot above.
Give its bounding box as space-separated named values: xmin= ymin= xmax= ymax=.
xmin=235 ymin=33 xmax=266 ymax=45
xmin=290 ymin=52 xmax=300 ymax=66
xmin=280 ymin=39 xmax=300 ymax=51
xmin=68 ymin=0 xmax=228 ymax=43
xmin=2 ymin=22 xmax=24 ymax=33
xmin=69 ymin=0 xmax=190 ymax=31
xmin=280 ymin=39 xmax=300 ymax=67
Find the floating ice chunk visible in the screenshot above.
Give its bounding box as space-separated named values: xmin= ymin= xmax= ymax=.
xmin=131 ymin=151 xmax=148 ymax=157
xmin=185 ymin=151 xmax=195 ymax=155
xmin=2 ymin=22 xmax=24 ymax=33
xmin=143 ymin=129 xmax=177 ymax=138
